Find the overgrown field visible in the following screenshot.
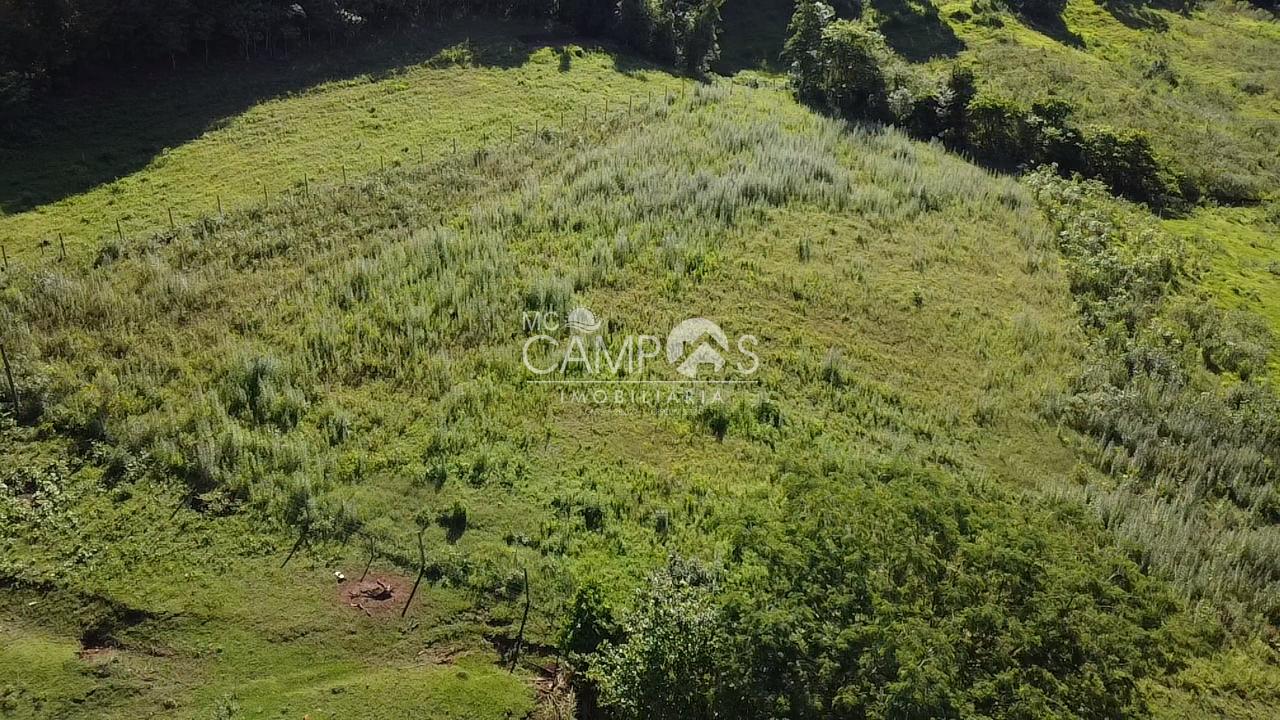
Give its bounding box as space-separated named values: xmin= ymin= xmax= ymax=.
xmin=3 ymin=16 xmax=1280 ymax=720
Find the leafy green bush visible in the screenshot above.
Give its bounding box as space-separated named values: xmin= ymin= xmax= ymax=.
xmin=584 ymin=464 xmax=1205 ymax=719
xmin=589 ymin=556 xmax=727 ymax=720
xmin=219 ymin=354 xmax=309 ymax=432
xmin=1081 ymin=127 xmax=1176 ymax=209
xmin=816 ymin=21 xmax=893 ymax=120
xmin=1027 ymin=99 xmax=1085 ymax=173
xmin=964 ymin=94 xmax=1034 ymax=168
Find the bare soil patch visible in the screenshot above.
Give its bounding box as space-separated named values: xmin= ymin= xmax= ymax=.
xmin=335 ymin=572 xmax=414 ymax=617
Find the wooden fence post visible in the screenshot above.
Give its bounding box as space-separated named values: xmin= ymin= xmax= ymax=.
xmin=509 ymin=566 xmax=531 ymax=672
xmin=168 ymin=207 xmax=175 ymax=229
xmin=1 ymin=245 xmax=8 ymax=271
xmin=401 ymin=528 xmax=428 ymax=618
xmin=0 ymin=343 xmax=19 ymax=416
xmin=117 ymin=219 xmax=124 ymax=243
xmin=59 ymin=233 xmax=66 ymax=260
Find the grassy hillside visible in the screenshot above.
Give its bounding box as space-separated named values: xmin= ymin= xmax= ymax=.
xmin=3 ymin=13 xmax=1280 ymax=720
xmin=716 ymin=0 xmax=1280 ymax=345
xmin=0 ymin=22 xmax=685 ymax=261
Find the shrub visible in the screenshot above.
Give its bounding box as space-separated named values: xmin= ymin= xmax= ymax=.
xmin=589 ymin=556 xmax=727 ymax=720
xmin=564 ymin=580 xmax=619 ymax=658
xmin=783 ymin=1 xmax=836 ymax=104
xmin=1028 ymin=99 xmax=1085 ymax=172
xmin=721 ymin=464 xmax=1195 ymax=719
xmin=697 ymin=404 xmax=732 ymax=441
xmin=816 ymin=21 xmax=892 ymax=121
xmin=964 ymin=94 xmax=1034 ymax=168
xmin=1081 ymin=127 xmax=1175 ymax=207
xmin=582 ymin=466 xmax=1200 ymax=719
xmin=219 ymin=354 xmax=309 ymax=432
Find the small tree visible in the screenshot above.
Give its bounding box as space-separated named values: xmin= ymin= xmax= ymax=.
xmin=964 ymin=93 xmax=1034 ymax=168
xmin=937 ymin=65 xmax=978 ymax=147
xmin=616 ymin=0 xmax=656 ymax=54
xmin=682 ymin=0 xmax=724 ymax=76
xmin=648 ymin=0 xmax=682 ymax=65
xmin=588 ymin=556 xmax=728 ymax=720
xmin=1082 ymin=127 xmax=1174 ymax=206
xmin=817 ymin=21 xmax=892 ymax=121
xmin=782 ymin=0 xmax=835 ymax=104
xmin=1028 ymin=98 xmax=1085 ymax=173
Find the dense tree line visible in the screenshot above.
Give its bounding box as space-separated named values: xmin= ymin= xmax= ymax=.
xmin=0 ymin=0 xmax=722 ymax=111
xmin=779 ymin=0 xmax=1219 ymax=209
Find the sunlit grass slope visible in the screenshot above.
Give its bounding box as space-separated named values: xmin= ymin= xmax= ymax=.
xmin=0 ymin=479 xmax=534 ymax=719
xmin=941 ymin=0 xmax=1280 ymax=195
xmin=938 ymin=0 xmax=1280 ymax=348
xmin=4 ymin=18 xmax=1280 ymax=717
xmin=0 ymin=58 xmax=1115 ymax=716
xmin=715 ymin=0 xmax=1280 ymax=341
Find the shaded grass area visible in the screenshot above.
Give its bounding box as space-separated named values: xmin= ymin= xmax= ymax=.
xmin=714 ymin=0 xmax=796 ymax=72
xmin=0 ymin=21 xmax=684 ymax=261
xmin=0 ymin=20 xmax=536 ymax=217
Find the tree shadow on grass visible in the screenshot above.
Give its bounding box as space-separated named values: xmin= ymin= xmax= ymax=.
xmin=1101 ymin=0 xmax=1191 ymax=31
xmin=0 ymin=18 xmax=542 ymax=216
xmin=1021 ymin=13 xmax=1086 ymax=48
xmin=874 ymin=0 xmax=966 ymax=62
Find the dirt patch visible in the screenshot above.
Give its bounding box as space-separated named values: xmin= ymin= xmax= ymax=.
xmin=77 ymin=647 xmax=119 ymax=663
xmin=79 ymin=605 xmax=155 ymax=651
xmin=335 ymin=572 xmax=414 ymax=618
